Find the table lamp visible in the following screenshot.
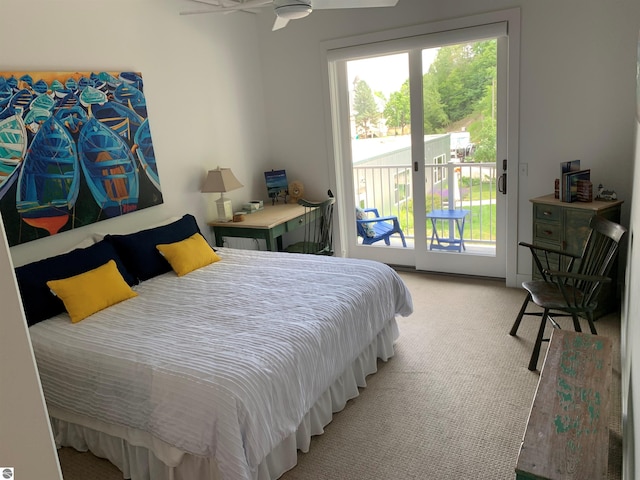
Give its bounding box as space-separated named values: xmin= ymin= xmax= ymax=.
xmin=202 ymin=167 xmax=243 ymax=222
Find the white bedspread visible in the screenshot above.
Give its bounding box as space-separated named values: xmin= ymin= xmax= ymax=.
xmin=29 ymin=248 xmax=413 ymax=480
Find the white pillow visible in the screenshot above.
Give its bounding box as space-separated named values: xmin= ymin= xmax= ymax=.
xmin=92 ymin=216 xmax=183 ymax=243
xmin=62 ymin=237 xmax=96 ymax=253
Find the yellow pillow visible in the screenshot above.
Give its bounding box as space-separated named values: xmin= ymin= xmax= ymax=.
xmin=156 ymin=233 xmax=221 ymax=277
xmin=46 ymin=260 xmax=138 ymax=323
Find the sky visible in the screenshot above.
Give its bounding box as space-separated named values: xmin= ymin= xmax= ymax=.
xmin=346 ymin=48 xmax=439 ymax=98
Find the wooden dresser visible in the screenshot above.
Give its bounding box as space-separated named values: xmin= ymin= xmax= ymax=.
xmin=530 ymin=194 xmax=623 ymax=318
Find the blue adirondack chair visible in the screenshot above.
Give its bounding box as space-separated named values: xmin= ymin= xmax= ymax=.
xmin=356 ymin=207 xmax=407 ymax=247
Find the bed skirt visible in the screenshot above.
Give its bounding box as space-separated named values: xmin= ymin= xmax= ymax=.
xmin=51 ymin=318 xmax=399 ymax=480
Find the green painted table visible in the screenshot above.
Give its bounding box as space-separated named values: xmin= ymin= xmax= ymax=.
xmin=515 ymin=329 xmax=612 ymax=480
xmin=209 ymin=203 xmax=318 ymax=252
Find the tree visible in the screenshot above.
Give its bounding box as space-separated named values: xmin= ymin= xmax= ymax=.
xmin=428 ymin=41 xmax=496 ymax=125
xmin=470 ymin=115 xmax=496 ymax=163
xmin=423 ymin=74 xmax=448 ymax=133
xmin=467 ymin=42 xmax=498 ymax=162
xmin=353 ymin=78 xmax=379 ymax=138
xmin=383 ymin=80 xmax=410 ymax=135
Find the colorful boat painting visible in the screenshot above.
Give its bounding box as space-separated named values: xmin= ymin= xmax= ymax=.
xmin=24 ymin=108 xmax=52 ymax=134
xmin=0 ymin=87 xmax=12 ymax=109
xmin=54 ymin=106 xmax=87 ymax=135
xmin=119 ymin=71 xmax=143 ymax=90
xmin=33 ymin=79 xmax=48 ymax=95
xmin=6 ymin=76 xmax=18 ymax=92
xmin=65 ymin=77 xmax=77 ymax=91
xmin=31 ymin=93 xmax=55 ymax=111
xmin=0 ymin=161 xmax=22 ymax=200
xmin=113 ymin=83 xmax=147 ymax=117
xmin=16 ymin=116 xmax=80 ymax=235
xmin=19 ymin=74 xmax=33 ymax=88
xmin=50 ymin=79 xmax=64 ymax=94
xmin=78 ymin=117 xmax=139 ymax=217
xmin=79 ymin=86 xmax=107 ymax=107
xmin=77 ymin=77 xmax=93 ymax=90
xmin=0 ymin=114 xmax=27 ymax=199
xmin=55 ymin=92 xmax=79 ymax=110
xmin=133 ymin=118 xmax=160 ymax=191
xmin=97 ymin=71 xmax=121 ymax=91
xmin=0 ymin=70 xmax=162 ymax=246
xmin=0 ymin=114 xmax=26 ymax=165
xmin=9 ymin=88 xmax=34 ymax=112
xmin=90 ymin=101 xmax=143 ymax=142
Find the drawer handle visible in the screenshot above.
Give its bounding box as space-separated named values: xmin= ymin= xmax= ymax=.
xmin=543 ymin=210 xmax=552 ymax=216
xmin=299 ymin=219 xmax=303 ymax=224
xmin=543 ymin=230 xmax=553 ymax=236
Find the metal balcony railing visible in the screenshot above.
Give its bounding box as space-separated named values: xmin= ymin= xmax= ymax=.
xmin=354 ymin=161 xmax=497 ymax=247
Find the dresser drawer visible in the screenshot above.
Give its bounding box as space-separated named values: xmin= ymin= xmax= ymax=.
xmin=534 ymin=222 xmax=562 ymax=244
xmin=285 ymin=214 xmax=314 ymax=232
xmin=534 ymin=203 xmax=561 ymax=223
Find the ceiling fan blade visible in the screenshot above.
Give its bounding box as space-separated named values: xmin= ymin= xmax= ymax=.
xmin=272 ymin=15 xmax=290 ymax=30
xmin=312 ymin=0 xmax=398 ymax=9
xmin=180 ymin=0 xmax=272 ymax=14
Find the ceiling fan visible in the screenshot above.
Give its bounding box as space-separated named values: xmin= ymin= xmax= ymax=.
xmin=180 ymin=0 xmax=400 ymax=31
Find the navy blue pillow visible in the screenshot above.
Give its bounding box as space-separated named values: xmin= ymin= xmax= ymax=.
xmin=15 ymin=240 xmax=136 ymax=327
xmin=105 ymin=214 xmax=201 ymax=282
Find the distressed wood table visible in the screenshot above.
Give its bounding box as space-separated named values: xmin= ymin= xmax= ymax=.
xmin=515 ymin=329 xmax=612 ymax=480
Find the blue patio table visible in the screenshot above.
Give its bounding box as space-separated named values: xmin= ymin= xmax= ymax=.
xmin=426 ymin=209 xmax=470 ymax=252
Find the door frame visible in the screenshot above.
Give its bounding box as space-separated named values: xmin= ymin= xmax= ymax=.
xmin=320 ymin=8 xmax=521 ymax=287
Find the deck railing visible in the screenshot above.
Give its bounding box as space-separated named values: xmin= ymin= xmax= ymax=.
xmin=354 ymin=161 xmax=497 ymax=246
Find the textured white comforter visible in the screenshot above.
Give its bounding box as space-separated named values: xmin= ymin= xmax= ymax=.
xmin=29 ymin=248 xmax=413 ymax=479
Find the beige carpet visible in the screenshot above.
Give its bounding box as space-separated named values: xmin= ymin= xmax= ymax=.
xmin=57 ymin=271 xmax=623 ymax=479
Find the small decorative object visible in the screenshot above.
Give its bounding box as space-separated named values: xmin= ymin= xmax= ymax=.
xmin=288 ymin=180 xmax=304 ymax=204
xmin=232 ymin=212 xmax=245 ymax=222
xmin=554 ymin=178 xmax=560 ymax=199
xmin=242 ymin=201 xmax=263 ymax=212
xmin=596 ymin=184 xmax=618 ymax=201
xmin=576 ymin=180 xmax=593 ymax=202
xmin=202 ymin=167 xmax=244 ymax=221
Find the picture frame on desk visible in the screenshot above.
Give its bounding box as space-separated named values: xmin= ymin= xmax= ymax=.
xmin=562 ymin=169 xmax=591 ymax=203
xmin=265 ymin=170 xmax=289 ymax=204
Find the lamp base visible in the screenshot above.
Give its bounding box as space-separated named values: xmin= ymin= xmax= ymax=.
xmin=215 ymin=197 xmax=233 ymax=222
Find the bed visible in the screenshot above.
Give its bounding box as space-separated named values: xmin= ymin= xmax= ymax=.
xmin=19 ymin=214 xmax=413 ymax=480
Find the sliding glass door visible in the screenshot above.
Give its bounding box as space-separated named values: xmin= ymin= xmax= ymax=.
xmin=324 ymin=11 xmax=519 ymax=280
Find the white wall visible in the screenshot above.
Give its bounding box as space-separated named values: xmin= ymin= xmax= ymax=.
xmin=622 ymin=117 xmax=639 ymax=480
xmin=0 ymin=218 xmax=62 ymax=479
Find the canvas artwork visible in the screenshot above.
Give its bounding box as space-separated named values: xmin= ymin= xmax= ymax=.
xmin=0 ymin=71 xmax=163 ymax=246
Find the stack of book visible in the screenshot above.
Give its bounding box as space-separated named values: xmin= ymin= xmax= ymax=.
xmin=560 ymin=160 xmax=591 ymax=203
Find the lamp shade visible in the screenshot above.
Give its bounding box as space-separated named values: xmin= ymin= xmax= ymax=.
xmin=201 ymin=168 xmax=243 ymax=193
